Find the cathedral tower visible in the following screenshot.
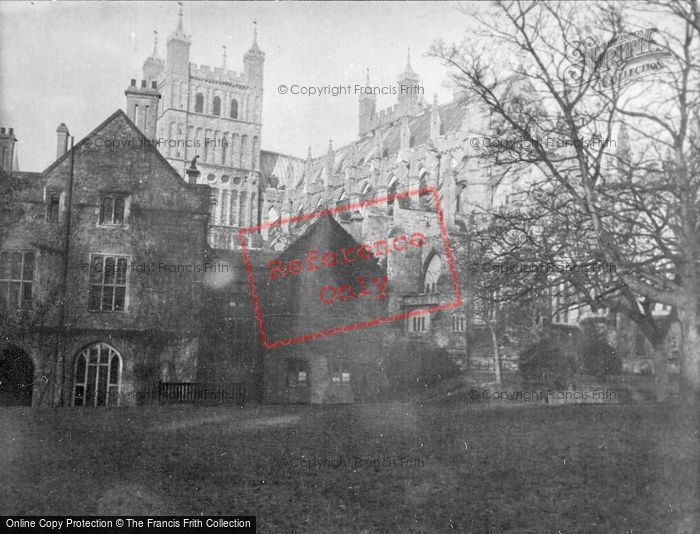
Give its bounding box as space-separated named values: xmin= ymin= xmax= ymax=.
xmin=137 ymin=8 xmax=265 ymax=250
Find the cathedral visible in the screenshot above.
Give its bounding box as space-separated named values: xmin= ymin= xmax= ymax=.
xmin=129 ymin=10 xmax=491 ymax=249
xmin=0 ymin=11 xmax=673 ymax=407
xmin=126 ymin=11 xmax=494 ymax=370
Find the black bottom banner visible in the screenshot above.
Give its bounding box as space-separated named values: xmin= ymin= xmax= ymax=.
xmin=3 ymin=517 xmax=256 ymax=533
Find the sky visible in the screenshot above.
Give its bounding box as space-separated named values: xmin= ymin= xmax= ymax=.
xmin=0 ymin=1 xmax=472 ymax=172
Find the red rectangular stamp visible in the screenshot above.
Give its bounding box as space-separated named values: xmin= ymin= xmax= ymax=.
xmin=238 ymin=187 xmax=462 ymax=349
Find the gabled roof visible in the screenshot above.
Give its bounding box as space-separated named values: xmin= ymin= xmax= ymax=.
xmin=275 ymin=214 xmax=383 ymax=283
xmin=260 ymin=150 xmax=305 ymax=190
xmin=42 ymin=109 xmax=200 ymax=191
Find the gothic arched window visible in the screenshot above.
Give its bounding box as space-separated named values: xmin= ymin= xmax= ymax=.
xmin=423 ymin=253 xmax=442 ymax=294
xmin=195 ymin=93 xmax=204 ymax=113
xmin=73 ymin=343 xmax=122 ymax=407
xmin=230 ymin=99 xmax=239 ymax=119
xmin=212 ymin=96 xmax=221 ymax=116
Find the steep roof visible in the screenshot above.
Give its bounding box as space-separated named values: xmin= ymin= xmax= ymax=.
xmin=259 ymin=150 xmax=305 ymax=190
xmin=276 ymin=214 xmax=383 ymax=281
xmin=261 ymin=214 xmax=387 ymax=341
xmin=42 ymin=109 xmax=204 ymax=194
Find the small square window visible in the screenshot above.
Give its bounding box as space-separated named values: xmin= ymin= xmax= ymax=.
xmin=287 ymin=359 xmax=309 ymax=387
xmin=330 ymin=360 xmax=351 ymax=384
xmin=99 ymin=194 xmax=127 ymax=225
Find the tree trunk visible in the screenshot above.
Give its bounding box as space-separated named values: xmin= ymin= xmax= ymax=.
xmin=678 ymin=305 xmax=700 ymax=401
xmin=650 ymin=338 xmax=668 ymax=403
xmin=489 ymin=323 xmax=502 ymax=386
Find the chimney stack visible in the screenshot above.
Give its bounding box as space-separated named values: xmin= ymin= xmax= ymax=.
xmin=0 ymin=126 xmax=18 ymax=172
xmin=125 ymin=79 xmax=161 ymax=140
xmin=56 ymin=123 xmax=70 ymax=159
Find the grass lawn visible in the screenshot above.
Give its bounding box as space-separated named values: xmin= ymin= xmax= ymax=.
xmin=0 ymin=399 xmax=698 ymax=533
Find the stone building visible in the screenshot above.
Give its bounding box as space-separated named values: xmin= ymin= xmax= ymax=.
xmin=136 ymin=12 xmax=495 ymax=370
xmin=1 ymin=11 xmax=672 ymax=407
xmin=259 ymin=215 xmax=390 ymax=403
xmin=0 ymin=109 xmax=210 ymax=407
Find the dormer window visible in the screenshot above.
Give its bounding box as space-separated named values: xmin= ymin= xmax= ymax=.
xmin=99 ymin=194 xmax=128 ymax=226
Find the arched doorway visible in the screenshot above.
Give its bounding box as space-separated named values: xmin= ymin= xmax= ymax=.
xmin=0 ymin=345 xmax=34 ymax=406
xmin=73 ymin=343 xmax=122 ymax=407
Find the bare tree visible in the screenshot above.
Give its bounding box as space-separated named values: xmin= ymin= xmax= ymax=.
xmin=431 ymin=0 xmax=698 ymax=399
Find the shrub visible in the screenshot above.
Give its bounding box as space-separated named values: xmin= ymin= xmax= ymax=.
xmin=579 ymin=338 xmax=621 ymax=377
xmin=385 ymin=342 xmax=459 ymax=391
xmin=419 ymin=346 xmax=460 ymax=385
xmin=519 ymin=338 xmax=576 ymax=387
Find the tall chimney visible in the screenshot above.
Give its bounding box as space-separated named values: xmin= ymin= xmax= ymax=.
xmin=56 ymin=123 xmax=70 ymax=158
xmin=125 ymin=79 xmax=161 ymax=140
xmin=0 ymin=126 xmax=18 ymax=172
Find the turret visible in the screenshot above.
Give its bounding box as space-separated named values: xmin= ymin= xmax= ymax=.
xmin=166 ymin=5 xmax=191 ymax=75
xmin=303 ymin=146 xmax=313 ymax=194
xmin=359 ymin=69 xmax=377 ymax=136
xmin=397 ymin=49 xmax=421 ymax=117
xmin=325 ymin=139 xmax=335 ymax=187
xmin=143 ymin=31 xmax=165 ymax=83
xmin=244 ymin=23 xmax=265 ymax=87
